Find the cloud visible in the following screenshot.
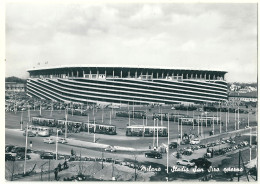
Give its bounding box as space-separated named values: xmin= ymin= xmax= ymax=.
xmin=5 ymin=3 xmax=257 ymax=82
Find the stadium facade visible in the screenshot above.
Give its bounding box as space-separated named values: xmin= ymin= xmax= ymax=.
xmin=27 ymin=65 xmax=228 ymax=105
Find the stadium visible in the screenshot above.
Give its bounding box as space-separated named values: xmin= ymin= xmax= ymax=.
xmin=27 ymin=65 xmax=228 ymax=105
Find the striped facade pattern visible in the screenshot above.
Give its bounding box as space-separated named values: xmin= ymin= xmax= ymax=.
xmin=27 ymin=74 xmax=228 ymax=104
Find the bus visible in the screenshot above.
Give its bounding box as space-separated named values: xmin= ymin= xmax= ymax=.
xmin=26 ymin=125 xmax=53 ymax=137
xmin=153 ymin=113 xmax=186 ymax=121
xmin=67 ymin=108 xmax=88 ymax=116
xmin=116 ymin=110 xmax=146 ymax=119
xmin=31 ymin=117 xmax=56 ymax=127
xmin=126 ymin=125 xmax=168 ymax=137
xmin=57 ymin=120 xmax=82 ymax=133
xmin=82 ymin=122 xmax=117 ymax=135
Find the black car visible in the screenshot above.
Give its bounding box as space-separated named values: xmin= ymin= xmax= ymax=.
xmin=5 ymin=153 xmax=15 ymax=161
xmin=145 ymin=151 xmax=162 ymax=159
xmin=191 ymin=158 xmax=211 ymax=169
xmin=16 ymin=153 xmax=31 ymax=161
xmin=40 ymin=152 xmax=55 ymax=159
xmin=11 ymin=147 xmax=31 ymax=154
xmin=169 ymin=142 xmax=178 ymax=149
xmin=5 ymin=145 xmax=15 ymax=153
xmin=199 ymin=144 xmax=206 ymax=148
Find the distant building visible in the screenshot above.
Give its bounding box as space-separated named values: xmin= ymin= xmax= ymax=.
xmin=229 ymin=91 xmax=257 ymax=102
xmin=5 ymin=82 xmax=26 ymax=93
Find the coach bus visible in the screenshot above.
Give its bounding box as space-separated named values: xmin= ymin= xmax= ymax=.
xmin=31 ymin=117 xmax=56 ymax=127
xmin=126 ymin=125 xmax=168 ymax=137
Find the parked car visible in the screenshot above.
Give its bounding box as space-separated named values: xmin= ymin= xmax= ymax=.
xmin=43 ymin=138 xmax=55 ymax=144
xmin=57 ymin=138 xmax=68 ymax=144
xmin=5 ymin=145 xmax=15 ymax=153
xmin=199 ymin=144 xmax=206 ymax=148
xmin=190 ymin=158 xmax=211 ymax=169
xmin=16 ymin=153 xmax=31 ymax=161
xmin=11 ymin=146 xmax=31 ymax=154
xmin=180 ymin=139 xmax=190 ymax=145
xmin=182 ymin=150 xmax=193 ymax=156
xmin=40 ymin=152 xmax=55 ymax=159
xmin=105 ymin=146 xmax=116 ymax=152
xmin=144 ymin=151 xmax=162 ymax=159
xmin=5 ymin=153 xmax=15 ymax=161
xmin=190 ymin=139 xmax=200 ymax=145
xmin=176 ymin=159 xmax=195 ymax=167
xmin=169 ymin=142 xmax=178 ymax=149
xmin=23 ymin=131 xmax=36 ymax=137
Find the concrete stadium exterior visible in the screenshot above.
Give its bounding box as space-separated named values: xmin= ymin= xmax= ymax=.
xmin=27 ymin=65 xmax=228 ymax=105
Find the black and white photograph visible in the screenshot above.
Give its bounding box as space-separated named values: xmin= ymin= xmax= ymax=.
xmin=4 ymin=1 xmax=258 ymax=182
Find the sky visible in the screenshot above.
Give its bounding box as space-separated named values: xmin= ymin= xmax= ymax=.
xmin=5 ymin=2 xmax=257 ymax=82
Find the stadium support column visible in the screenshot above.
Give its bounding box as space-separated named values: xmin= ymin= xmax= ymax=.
xmin=83 ymin=70 xmax=85 ymax=78
xmin=121 ymin=70 xmax=122 ymax=78
xmin=113 ymin=69 xmax=114 ymax=78
xmin=105 ymin=70 xmax=107 ymax=78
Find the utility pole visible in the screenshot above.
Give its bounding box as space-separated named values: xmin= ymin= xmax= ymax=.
xmin=134 ymin=156 xmax=137 ymax=181
xmin=65 ymin=109 xmax=68 ymax=139
xmin=20 ymin=111 xmax=23 ymax=130
xmin=250 ymin=127 xmax=252 ymax=161
xmin=110 ymin=111 xmax=112 ymax=125
xmin=94 ymin=117 xmax=96 ymax=143
xmin=102 ymin=149 xmax=104 ymax=169
xmin=56 ymin=129 xmax=58 ymax=160
xmin=48 ymin=159 xmax=50 ymax=181
xmin=24 ymin=105 xmax=30 ymax=175
xmin=157 ymin=118 xmax=159 ymax=147
xmin=167 ymin=114 xmax=169 ymax=174
xmin=238 ymin=150 xmax=241 ymax=181
xmin=102 ymin=108 xmax=104 ymax=123
xmin=213 ymin=115 xmax=215 ymax=135
xmin=146 ymin=109 xmax=148 ymax=126
xmin=153 ymin=118 xmax=155 ymax=148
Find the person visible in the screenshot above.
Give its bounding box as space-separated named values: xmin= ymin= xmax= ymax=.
xmin=58 ymin=163 xmax=62 ymax=172
xmin=64 ymin=160 xmax=68 ymax=169
xmin=71 ymin=149 xmax=74 ymax=156
xmin=54 ymin=168 xmax=58 ymax=181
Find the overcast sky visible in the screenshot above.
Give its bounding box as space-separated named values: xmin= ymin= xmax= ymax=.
xmin=5 ymin=3 xmax=257 ymax=82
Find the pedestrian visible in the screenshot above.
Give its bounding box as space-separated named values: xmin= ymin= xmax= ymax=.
xmin=58 ymin=163 xmax=62 ymax=172
xmin=54 ymin=168 xmax=58 ymax=181
xmin=71 ymin=148 xmax=74 ymax=156
xmin=64 ymin=160 xmax=68 ymax=169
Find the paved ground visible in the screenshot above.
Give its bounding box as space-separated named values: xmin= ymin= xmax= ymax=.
xmin=5 ymin=106 xmax=258 ymax=181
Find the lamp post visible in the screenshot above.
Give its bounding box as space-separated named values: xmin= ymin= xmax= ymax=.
xmin=24 ymin=105 xmax=30 ymax=175
xmin=56 ymin=129 xmax=58 ymax=160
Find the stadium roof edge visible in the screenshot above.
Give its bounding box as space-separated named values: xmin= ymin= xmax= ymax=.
xmin=27 ymin=64 xmax=227 ymax=73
